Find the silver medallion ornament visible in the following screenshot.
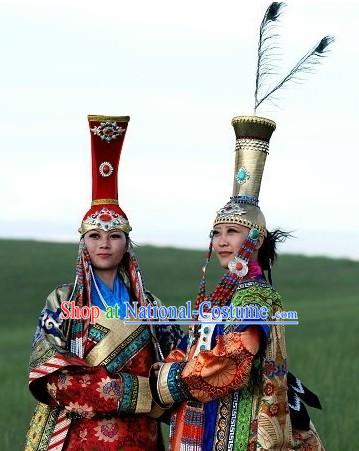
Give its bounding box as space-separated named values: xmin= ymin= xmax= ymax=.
xmin=228 ymin=256 xmax=248 ymax=278
xmin=217 ymin=201 xmax=246 ymax=217
xmin=99 ymin=161 xmax=114 ymax=177
xmin=90 ymin=121 xmax=125 ymax=143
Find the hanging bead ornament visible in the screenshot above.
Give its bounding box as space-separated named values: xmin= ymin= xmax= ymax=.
xmin=185 ymin=227 xmax=262 ymax=359
xmin=195 ymin=228 xmax=261 ymax=309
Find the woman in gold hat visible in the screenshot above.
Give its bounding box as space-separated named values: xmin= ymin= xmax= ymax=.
xmin=150 ymin=4 xmax=333 ymax=448
xmin=25 ymin=116 xmax=182 ymax=451
xmin=150 ymin=115 xmax=325 ymax=451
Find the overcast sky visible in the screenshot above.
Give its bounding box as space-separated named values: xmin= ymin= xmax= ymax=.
xmin=0 ymin=0 xmax=358 ymax=259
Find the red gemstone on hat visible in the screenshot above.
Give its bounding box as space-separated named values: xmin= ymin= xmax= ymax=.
xmin=235 ymin=262 xmax=243 ymax=271
xmin=99 ymin=213 xmax=112 ymax=222
xmin=103 ymin=164 xmax=110 ymax=174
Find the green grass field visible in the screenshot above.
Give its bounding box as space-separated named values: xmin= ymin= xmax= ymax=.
xmin=0 ymin=239 xmax=357 ymax=450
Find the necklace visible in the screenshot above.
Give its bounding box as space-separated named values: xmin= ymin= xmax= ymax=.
xmin=89 ymin=265 xmax=110 ymax=310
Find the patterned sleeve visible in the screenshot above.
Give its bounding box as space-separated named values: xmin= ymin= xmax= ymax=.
xmin=230 ymin=281 xmax=282 ymax=339
xmin=29 ymin=285 xmax=152 ymax=417
xmin=152 ymin=283 xmax=282 ymax=406
xmin=46 ymin=366 xmax=152 ymax=417
xmin=153 ymin=327 xmax=261 ymax=405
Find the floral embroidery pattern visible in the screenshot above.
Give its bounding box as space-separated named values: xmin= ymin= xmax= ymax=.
xmin=263 ymin=359 xmax=287 ymax=379
xmin=65 ymin=402 xmax=95 ymax=419
xmin=264 ymin=381 xmax=274 ymax=396
xmin=268 ymin=403 xmax=280 ymax=416
xmin=94 ymin=419 xmax=120 ymax=443
xmin=57 ymin=371 xmax=73 ymax=389
xmin=261 ymin=400 xmax=286 ymax=418
xmin=46 ymin=382 xmax=57 ymax=399
xmin=79 ymin=428 xmax=87 ymax=442
xmin=97 ymin=377 xmax=122 ymax=401
xmin=47 ymin=367 xmax=119 ymax=417
xmin=79 ymin=374 xmax=91 ymax=387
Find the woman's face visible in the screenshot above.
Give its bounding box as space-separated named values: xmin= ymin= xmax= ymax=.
xmin=212 ymin=223 xmax=263 ymax=269
xmin=84 ymin=229 xmax=128 ymax=271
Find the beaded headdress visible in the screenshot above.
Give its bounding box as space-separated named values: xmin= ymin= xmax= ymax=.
xmin=79 ymin=115 xmax=131 ymax=235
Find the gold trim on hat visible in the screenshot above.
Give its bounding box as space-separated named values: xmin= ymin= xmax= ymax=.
xmin=79 ymin=206 xmax=132 ymax=235
xmin=213 ymin=218 xmax=266 ymax=236
xmin=231 ymin=116 xmax=276 ymax=141
xmin=91 ymin=199 xmax=119 ymax=206
xmin=79 ymin=221 xmax=132 ymax=235
xmin=214 ymin=203 xmax=267 ymax=236
xmin=88 ymin=115 xmax=130 ymax=122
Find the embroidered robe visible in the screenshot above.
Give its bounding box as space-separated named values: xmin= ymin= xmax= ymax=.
xmin=25 ymin=284 xmax=180 ymax=450
xmin=154 ymin=278 xmax=325 ymax=451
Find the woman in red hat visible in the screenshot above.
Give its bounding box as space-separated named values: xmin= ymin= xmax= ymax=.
xmin=25 ymin=116 xmax=181 ymax=451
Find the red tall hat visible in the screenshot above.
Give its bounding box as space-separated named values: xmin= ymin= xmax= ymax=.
xmin=79 ymin=115 xmax=132 ymax=235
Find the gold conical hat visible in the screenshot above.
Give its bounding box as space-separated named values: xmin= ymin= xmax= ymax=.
xmin=214 ymin=116 xmax=276 ymax=236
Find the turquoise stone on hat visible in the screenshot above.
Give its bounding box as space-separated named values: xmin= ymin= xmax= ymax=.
xmin=236 ymin=167 xmax=250 ymax=184
xmin=203 ymin=326 xmax=209 ymax=334
xmin=249 ymin=228 xmax=260 ymax=239
xmin=200 ymin=344 xmax=206 ymax=351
